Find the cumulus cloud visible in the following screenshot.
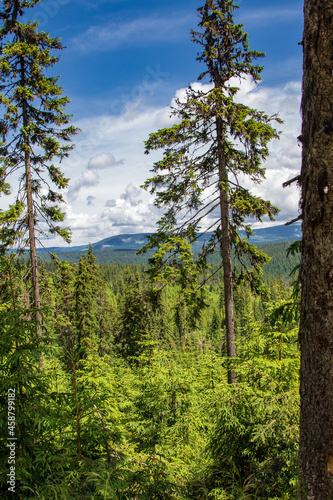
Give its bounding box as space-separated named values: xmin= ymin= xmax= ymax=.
xmin=67 ymin=152 xmax=124 ymax=201
xmin=105 ymin=199 xmax=117 ymax=207
xmin=100 ymin=196 xmax=160 ymax=231
xmin=100 ymin=184 xmax=159 ymax=229
xmin=67 ymin=169 xmax=100 ymax=200
xmin=87 ymin=152 xmax=123 ymax=170
xmin=55 ymin=77 xmax=302 ymax=246
xmin=120 ymin=184 xmax=142 ymax=206
xmin=59 ymin=185 xmax=161 ymax=246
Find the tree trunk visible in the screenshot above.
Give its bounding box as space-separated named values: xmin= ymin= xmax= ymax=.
xmin=216 ymin=114 xmax=237 ymax=386
xmin=21 ymin=57 xmax=42 ymax=338
xmin=25 ymin=148 xmax=42 ymax=337
xmin=298 ymin=0 xmax=333 ymax=497
xmin=73 ymin=358 xmax=83 ymax=458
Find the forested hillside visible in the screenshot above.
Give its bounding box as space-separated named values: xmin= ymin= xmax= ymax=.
xmin=36 ymin=224 xmax=302 ymax=255
xmin=0 ymin=246 xmax=300 ymax=498
xmin=39 ymin=240 xmax=300 ymax=283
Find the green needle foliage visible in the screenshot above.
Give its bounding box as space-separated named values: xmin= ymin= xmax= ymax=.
xmin=0 ymin=251 xmax=300 ymax=498
xmin=0 ymin=2 xmax=302 ymax=498
xmin=75 ymin=246 xmax=101 ymax=360
xmin=0 ymin=0 xmax=78 ymax=247
xmin=0 ymin=255 xmax=56 ymax=497
xmin=0 ymin=0 xmax=78 ymax=332
xmin=140 ymin=0 xmax=281 ymax=384
xmin=74 ymin=245 xmax=117 ymax=362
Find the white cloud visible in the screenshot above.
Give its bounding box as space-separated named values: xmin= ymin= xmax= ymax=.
xmin=67 ymin=169 xmax=100 ymax=200
xmin=120 ymin=183 xmax=142 ymax=206
xmin=236 ymin=5 xmax=302 ymax=26
xmin=49 ymin=77 xmax=302 ymax=246
xmin=59 ymin=185 xmax=161 ymax=245
xmin=67 ymin=152 xmax=124 ymax=201
xmin=100 ymin=198 xmax=158 ymax=229
xmin=87 ymin=152 xmax=123 ymax=170
xmin=105 ymin=199 xmax=117 ymax=207
xmin=86 ymin=195 xmax=95 ymax=206
xmin=73 ymin=13 xmax=194 ymax=52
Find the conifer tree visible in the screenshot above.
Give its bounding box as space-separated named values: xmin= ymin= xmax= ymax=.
xmin=0 ymin=0 xmax=78 ymax=334
xmin=73 ymin=245 xmax=116 ymax=361
xmin=74 ymin=245 xmax=100 ymax=359
xmin=52 ymin=257 xmax=76 ymax=370
xmin=298 ymin=0 xmax=333 ymax=497
xmin=0 ymin=254 xmax=57 ymax=496
xmin=141 ymin=0 xmax=280 ymax=384
xmin=116 ymin=270 xmax=164 ymax=360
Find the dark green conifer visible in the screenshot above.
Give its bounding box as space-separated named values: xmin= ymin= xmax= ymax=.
xmin=74 ymin=245 xmax=100 ymax=359
xmin=141 ymin=0 xmax=281 ymax=384
xmin=0 ymin=255 xmax=56 ymax=496
xmin=0 ymin=0 xmax=78 ymax=334
xmin=52 ymin=257 xmax=77 ymax=369
xmin=73 ymin=245 xmax=116 ymax=361
xmin=115 ymin=269 xmax=167 ymax=360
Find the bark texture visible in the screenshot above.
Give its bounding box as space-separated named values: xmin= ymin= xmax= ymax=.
xmin=216 ymin=115 xmax=237 ymax=386
xmin=299 ymin=0 xmax=333 ymax=497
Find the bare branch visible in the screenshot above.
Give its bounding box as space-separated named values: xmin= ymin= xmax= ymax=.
xmin=283 ymin=175 xmax=301 ymax=188
xmin=285 ymin=214 xmax=302 ymax=226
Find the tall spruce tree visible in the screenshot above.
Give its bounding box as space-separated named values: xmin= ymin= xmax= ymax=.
xmin=141 ymin=0 xmax=280 ymax=384
xmin=298 ymin=0 xmax=333 ymax=497
xmin=0 ymin=254 xmax=57 ymax=496
xmin=0 ymin=0 xmax=78 ymax=334
xmin=74 ymin=246 xmax=100 ymax=360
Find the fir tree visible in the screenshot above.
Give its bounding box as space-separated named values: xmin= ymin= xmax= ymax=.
xmin=0 ymin=0 xmax=78 ymax=334
xmin=74 ymin=245 xmax=100 ymax=359
xmin=140 ymin=0 xmax=281 ymax=384
xmin=116 ymin=270 xmax=163 ymax=360
xmin=73 ymin=245 xmax=116 ymax=361
xmin=0 ymin=255 xmax=56 ymax=497
xmin=298 ymin=0 xmax=333 ymax=496
xmin=52 ymin=256 xmax=77 ymax=370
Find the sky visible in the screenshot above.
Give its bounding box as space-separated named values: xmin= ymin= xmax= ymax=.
xmin=6 ymin=0 xmax=304 ymax=246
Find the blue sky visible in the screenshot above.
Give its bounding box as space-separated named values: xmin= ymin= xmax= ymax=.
xmin=22 ymin=0 xmax=304 ymax=245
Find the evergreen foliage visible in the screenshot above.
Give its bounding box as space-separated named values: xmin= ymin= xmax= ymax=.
xmin=0 ymin=2 xmax=302 ymax=498
xmin=139 ymin=0 xmax=281 ymax=384
xmin=0 ymin=0 xmax=78 ymax=247
xmin=0 ymin=245 xmax=300 ymax=498
xmin=36 ymin=240 xmax=301 ymax=284
xmin=0 ymin=0 xmax=78 ymax=335
xmin=75 ymin=245 xmax=101 ymax=359
xmin=0 ymin=255 xmax=55 ymax=496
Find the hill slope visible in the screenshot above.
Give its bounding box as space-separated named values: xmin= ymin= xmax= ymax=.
xmin=38 ymin=226 xmax=301 ymax=282
xmin=38 ymin=223 xmax=301 ymax=254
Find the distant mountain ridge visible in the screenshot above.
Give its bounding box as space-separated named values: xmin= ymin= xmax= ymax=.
xmin=38 ymin=223 xmax=301 ymax=254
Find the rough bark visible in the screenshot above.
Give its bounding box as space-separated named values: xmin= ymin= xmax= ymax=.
xmin=299 ymin=0 xmax=333 ymax=497
xmin=216 ymin=114 xmax=237 ymax=386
